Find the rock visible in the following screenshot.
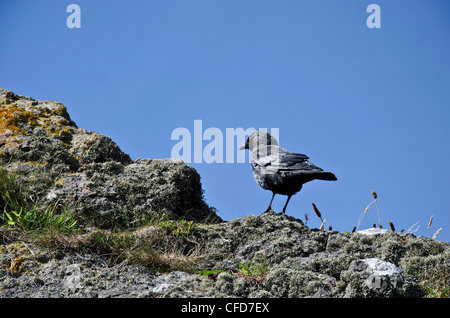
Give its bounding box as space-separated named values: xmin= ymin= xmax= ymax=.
xmin=0 ymin=249 xmax=159 ymax=298
xmin=63 ymin=264 xmax=82 ymax=292
xmin=0 ymin=88 xmax=221 ymax=227
xmin=357 ymin=228 xmax=388 ymax=236
xmin=44 ymin=158 xmax=218 ymax=227
xmin=263 ymin=267 xmax=336 ymax=298
xmin=1 ymin=88 xmax=449 ymax=298
xmin=189 ymin=213 xmax=447 ymax=298
xmin=1 ymin=213 xmax=449 ymax=298
xmin=341 ymin=258 xmax=424 ymax=298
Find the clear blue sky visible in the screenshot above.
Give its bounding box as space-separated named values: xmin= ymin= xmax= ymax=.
xmin=1 ymin=0 xmax=449 ymax=241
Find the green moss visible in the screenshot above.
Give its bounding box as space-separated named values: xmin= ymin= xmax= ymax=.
xmin=198 ymin=269 xmax=229 ymax=277
xmin=238 ymin=258 xmax=269 ymax=278
xmin=157 ymin=219 xmax=195 ymax=236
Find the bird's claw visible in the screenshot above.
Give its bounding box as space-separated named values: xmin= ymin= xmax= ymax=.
xmin=262 ymin=209 xmax=275 ymax=215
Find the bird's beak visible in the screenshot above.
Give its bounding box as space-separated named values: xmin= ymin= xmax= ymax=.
xmin=239 ymin=139 xmax=249 ymax=150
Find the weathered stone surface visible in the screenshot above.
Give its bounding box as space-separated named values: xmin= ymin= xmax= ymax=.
xmin=341 ymin=258 xmax=424 ymax=298
xmin=45 ymin=158 xmax=217 ymax=227
xmin=0 ymin=88 xmax=220 ymax=227
xmin=1 ymin=88 xmax=448 ymax=298
xmin=357 ymin=228 xmax=389 ymax=236
xmin=2 ymin=213 xmax=447 ymax=298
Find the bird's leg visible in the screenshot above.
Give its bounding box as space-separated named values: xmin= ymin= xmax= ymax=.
xmin=263 ymin=192 xmax=276 ymax=213
xmin=279 ymin=195 xmax=292 ymax=215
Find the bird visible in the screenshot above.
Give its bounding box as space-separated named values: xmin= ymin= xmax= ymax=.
xmin=240 ymin=131 xmax=337 ymax=215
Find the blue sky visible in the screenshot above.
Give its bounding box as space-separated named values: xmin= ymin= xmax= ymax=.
xmin=1 ymin=0 xmax=449 ymax=241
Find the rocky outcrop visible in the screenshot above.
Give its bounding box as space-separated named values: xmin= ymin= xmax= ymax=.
xmin=0 ymin=89 xmax=220 ymax=227
xmin=0 ymin=89 xmax=448 ymax=298
xmin=1 ymin=213 xmax=448 ymax=298
xmin=189 ymin=213 xmax=444 ymax=298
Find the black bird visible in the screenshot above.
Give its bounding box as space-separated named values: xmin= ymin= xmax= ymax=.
xmin=240 ymin=131 xmax=337 ymax=215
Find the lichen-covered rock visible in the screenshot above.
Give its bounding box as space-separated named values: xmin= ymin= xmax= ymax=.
xmin=1 ymin=88 xmax=448 ymax=298
xmin=263 ymin=267 xmax=336 ymax=297
xmin=45 ymin=158 xmax=217 ymax=227
xmin=193 ymin=213 xmax=315 ymax=270
xmin=341 ymin=258 xmax=424 ymax=298
xmin=1 ymin=212 xmax=449 ymax=298
xmin=189 ymin=213 xmax=448 ymax=298
xmin=0 ymin=88 xmax=220 ymax=227
xmin=0 ymin=244 xmax=159 ymax=298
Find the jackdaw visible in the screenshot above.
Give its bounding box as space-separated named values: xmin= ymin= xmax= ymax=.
xmin=240 ymin=131 xmax=337 ymax=215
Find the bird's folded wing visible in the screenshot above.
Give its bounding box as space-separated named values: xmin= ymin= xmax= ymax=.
xmin=277 ymin=160 xmax=325 ymax=173
xmin=252 ymin=147 xmax=320 ymax=173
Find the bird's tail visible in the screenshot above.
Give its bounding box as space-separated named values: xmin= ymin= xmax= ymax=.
xmin=314 ymin=171 xmax=338 ymax=181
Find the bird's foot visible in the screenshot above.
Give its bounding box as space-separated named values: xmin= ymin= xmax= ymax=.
xmin=262 ymin=209 xmax=275 ymax=215
xmin=277 ymin=210 xmax=286 ymax=216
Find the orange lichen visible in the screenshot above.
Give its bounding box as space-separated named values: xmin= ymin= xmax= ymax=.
xmin=0 ymin=103 xmax=38 ymax=135
xmin=55 ymin=176 xmax=65 ymax=186
xmin=2 ymin=242 xmax=38 ymax=277
xmin=7 ymin=256 xmax=25 ymax=276
xmin=36 ymin=115 xmax=75 ymax=145
xmin=0 ymin=101 xmax=77 ymax=156
xmin=0 ymin=103 xmax=40 ymax=155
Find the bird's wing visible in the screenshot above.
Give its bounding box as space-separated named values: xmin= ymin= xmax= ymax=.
xmin=252 ymin=146 xmax=319 ymax=173
xmin=277 ymin=159 xmax=325 ymax=173
xmin=278 ymin=151 xmax=310 ymax=166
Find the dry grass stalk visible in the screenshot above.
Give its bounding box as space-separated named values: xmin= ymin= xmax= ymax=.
xmin=356 ymin=190 xmax=382 ymax=231
xmin=356 ymin=205 xmax=370 ymax=231
xmin=371 ymin=190 xmax=377 ymax=199
xmin=432 ymin=228 xmax=442 ymax=240
xmin=311 ymin=203 xmax=323 ymax=222
xmin=389 ymin=221 xmax=396 ymax=232
xmin=371 ymin=190 xmax=382 ymax=228
xmin=319 ymin=219 xmax=326 ymax=231
xmin=427 ymin=216 xmax=433 ymax=230
xmin=406 ymin=222 xmax=420 ymax=234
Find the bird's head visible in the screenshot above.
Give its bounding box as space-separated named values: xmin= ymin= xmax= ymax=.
xmin=239 ymin=131 xmax=279 ymax=151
